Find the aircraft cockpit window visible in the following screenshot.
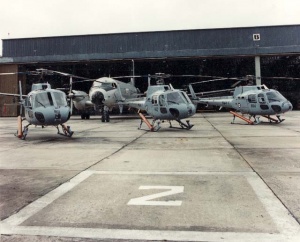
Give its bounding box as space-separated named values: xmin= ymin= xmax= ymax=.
xmin=266 ymin=91 xmax=286 ymax=103
xmin=248 ymin=94 xmax=257 ymax=103
xmin=52 ymin=92 xmax=67 ymax=106
xmin=34 ymin=92 xmax=53 ymax=108
xmin=159 ymin=95 xmax=166 ymax=106
xmin=24 ymin=96 xmax=32 ymax=107
xmin=152 ymin=95 xmax=158 ymax=104
xmin=167 ymin=92 xmax=184 ymax=105
xmin=258 ymin=93 xmax=266 ymax=104
xmin=94 ymin=82 xmax=115 ymax=91
xmin=180 ymin=91 xmax=191 ymax=104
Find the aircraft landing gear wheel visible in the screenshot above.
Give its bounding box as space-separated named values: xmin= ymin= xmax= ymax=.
xmin=81 ymin=113 xmax=90 ymax=119
xmin=102 ymin=111 xmax=110 ymax=122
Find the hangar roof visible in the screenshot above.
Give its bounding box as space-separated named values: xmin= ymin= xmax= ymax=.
xmin=1 ymin=25 xmax=300 ymax=63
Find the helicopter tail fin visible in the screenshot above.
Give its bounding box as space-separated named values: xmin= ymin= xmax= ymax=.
xmin=130 ymin=77 xmax=135 ymax=87
xmin=188 ymin=84 xmax=197 ymax=99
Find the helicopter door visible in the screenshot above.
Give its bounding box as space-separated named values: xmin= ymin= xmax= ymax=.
xmin=247 ymin=94 xmax=257 ymax=109
xmin=238 ymin=96 xmax=248 ymax=112
xmin=159 ymin=94 xmax=167 ymax=114
xmin=258 ymin=93 xmax=269 ymax=110
xmin=24 ymin=96 xmax=34 ymax=119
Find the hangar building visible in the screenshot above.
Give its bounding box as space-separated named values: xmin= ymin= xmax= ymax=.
xmin=0 ymin=24 xmax=300 ymax=116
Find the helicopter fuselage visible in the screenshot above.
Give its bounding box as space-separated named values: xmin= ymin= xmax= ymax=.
xmin=199 ymin=88 xmax=293 ymax=116
xmin=143 ymin=86 xmax=196 ymax=120
xmin=24 ymin=89 xmax=71 ymax=126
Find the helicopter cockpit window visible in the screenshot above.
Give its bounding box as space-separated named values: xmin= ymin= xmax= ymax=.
xmin=159 ymin=95 xmax=166 ymax=106
xmin=258 ymin=93 xmax=266 ymax=104
xmin=181 ymin=91 xmax=191 ymax=104
xmin=152 ymin=95 xmax=158 ymax=105
xmin=52 ymin=92 xmax=67 ymax=106
xmin=266 ymin=91 xmax=286 ymax=103
xmin=248 ymin=94 xmax=257 ymax=103
xmin=24 ymin=96 xmax=32 ymax=107
xmin=34 ymin=92 xmax=53 ymax=108
xmin=167 ymin=92 xmax=184 ymax=105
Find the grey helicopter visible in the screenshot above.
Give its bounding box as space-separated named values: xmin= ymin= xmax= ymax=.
xmin=188 ymin=75 xmax=293 ymax=124
xmin=119 ymin=74 xmax=196 ymax=131
xmin=0 ymin=71 xmax=74 ymax=139
xmin=69 ymin=76 xmax=141 ymax=122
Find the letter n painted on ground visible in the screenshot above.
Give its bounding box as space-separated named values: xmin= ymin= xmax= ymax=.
xmin=127 ymin=186 xmax=184 ymax=206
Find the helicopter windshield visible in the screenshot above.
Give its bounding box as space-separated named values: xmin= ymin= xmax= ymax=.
xmin=266 ymin=91 xmax=286 ymax=103
xmin=52 ymin=92 xmax=67 ymax=106
xmin=167 ymin=92 xmax=184 ymax=105
xmin=181 ymin=91 xmax=191 ymax=104
xmin=34 ymin=92 xmax=54 ymax=108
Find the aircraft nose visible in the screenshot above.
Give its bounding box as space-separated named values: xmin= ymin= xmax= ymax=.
xmin=282 ymin=101 xmax=293 ymax=112
xmin=286 ymin=102 xmax=293 ymax=111
xmin=91 ymin=91 xmax=105 ymax=105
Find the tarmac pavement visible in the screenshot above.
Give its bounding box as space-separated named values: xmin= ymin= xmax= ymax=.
xmin=0 ymin=111 xmax=299 ymax=241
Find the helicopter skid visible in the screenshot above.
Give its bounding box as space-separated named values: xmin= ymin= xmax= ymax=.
xmin=176 ymin=119 xmax=194 ymax=130
xmin=262 ymin=115 xmax=285 ymax=123
xmin=57 ymin=124 xmax=74 ymax=137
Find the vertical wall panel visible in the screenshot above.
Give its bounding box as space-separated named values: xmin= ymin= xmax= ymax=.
xmin=0 ymin=65 xmax=20 ymax=116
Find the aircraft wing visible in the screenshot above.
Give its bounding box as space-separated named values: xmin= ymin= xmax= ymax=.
xmin=85 ymin=100 xmax=94 ymax=107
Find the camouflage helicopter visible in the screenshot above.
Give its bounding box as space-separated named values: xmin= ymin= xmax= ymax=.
xmin=188 ymin=75 xmax=293 ymax=124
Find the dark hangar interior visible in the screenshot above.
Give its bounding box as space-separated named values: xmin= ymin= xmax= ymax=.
xmin=0 ymin=24 xmax=300 ymax=116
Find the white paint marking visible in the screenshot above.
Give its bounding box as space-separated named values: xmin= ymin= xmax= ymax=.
xmin=128 ymin=186 xmax=184 ymax=206
xmin=2 ymin=170 xmax=93 ymax=226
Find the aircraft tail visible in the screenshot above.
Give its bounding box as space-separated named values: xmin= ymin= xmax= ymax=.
xmin=188 ymin=84 xmax=197 ymax=99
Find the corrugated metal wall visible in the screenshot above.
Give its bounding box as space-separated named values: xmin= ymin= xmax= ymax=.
xmin=2 ymin=25 xmax=300 ymax=63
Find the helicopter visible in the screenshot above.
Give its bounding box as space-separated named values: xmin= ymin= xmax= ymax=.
xmin=188 ymin=76 xmax=293 ymax=124
xmin=69 ymin=76 xmax=141 ymax=122
xmin=118 ymin=74 xmax=196 ymax=131
xmin=0 ymin=71 xmax=74 ymax=139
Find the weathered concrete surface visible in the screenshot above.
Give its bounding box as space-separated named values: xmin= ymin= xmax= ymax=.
xmin=0 ymin=111 xmax=300 ymax=242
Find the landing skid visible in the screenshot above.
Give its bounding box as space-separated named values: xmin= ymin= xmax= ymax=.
xmin=57 ymin=124 xmax=74 ymax=137
xmin=262 ymin=115 xmax=285 ymax=123
xmin=137 ymin=111 xmax=194 ymax=131
xmin=230 ymin=111 xmax=285 ymax=125
xmin=170 ymin=119 xmax=194 ymax=130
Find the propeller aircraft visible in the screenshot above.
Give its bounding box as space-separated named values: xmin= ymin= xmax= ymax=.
xmin=188 ymin=76 xmax=293 ymax=124
xmin=0 ymin=80 xmax=74 ymax=140
xmin=69 ymin=76 xmax=141 ymax=122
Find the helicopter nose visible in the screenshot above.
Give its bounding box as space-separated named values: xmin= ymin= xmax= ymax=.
xmin=91 ymin=91 xmax=105 ymax=105
xmin=285 ymin=102 xmax=293 ymax=111
xmin=278 ymin=101 xmax=293 ymax=113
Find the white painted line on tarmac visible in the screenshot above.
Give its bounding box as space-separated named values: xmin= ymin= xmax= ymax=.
xmin=1 ymin=170 xmax=300 ymax=242
xmin=2 ymin=224 xmax=299 ymax=242
xmin=246 ymin=175 xmax=300 ymax=236
xmin=1 ymin=170 xmax=93 ymax=226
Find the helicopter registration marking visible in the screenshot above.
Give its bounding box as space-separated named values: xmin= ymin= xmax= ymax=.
xmin=128 ymin=186 xmax=184 ymax=206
